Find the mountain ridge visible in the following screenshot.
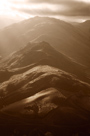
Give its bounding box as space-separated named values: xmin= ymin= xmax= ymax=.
xmin=0 ymin=17 xmax=90 ymax=136
xmin=0 ymin=17 xmax=90 ymax=68
xmin=0 ymin=41 xmax=89 ymax=84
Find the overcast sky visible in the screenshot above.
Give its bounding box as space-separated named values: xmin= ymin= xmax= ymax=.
xmin=0 ymin=0 xmax=90 ymax=22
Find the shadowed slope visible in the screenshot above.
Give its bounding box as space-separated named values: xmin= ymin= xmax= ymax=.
xmin=77 ymin=20 xmax=90 ymax=38
xmin=0 ymin=41 xmax=90 ymax=135
xmin=0 ymin=64 xmax=90 ymax=105
xmin=0 ymin=17 xmax=90 ymax=68
xmin=0 ymin=65 xmax=90 ymax=127
xmin=0 ymin=41 xmax=89 ymax=83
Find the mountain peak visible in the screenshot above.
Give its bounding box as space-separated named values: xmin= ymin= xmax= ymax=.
xmin=82 ymin=20 xmax=90 ymax=25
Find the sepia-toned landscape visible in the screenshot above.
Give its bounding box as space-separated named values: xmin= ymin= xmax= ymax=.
xmin=0 ymin=0 xmax=90 ymax=136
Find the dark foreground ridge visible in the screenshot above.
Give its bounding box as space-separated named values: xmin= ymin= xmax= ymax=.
xmin=0 ymin=41 xmax=90 ymax=136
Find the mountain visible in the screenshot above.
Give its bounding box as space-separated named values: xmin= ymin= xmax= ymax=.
xmin=0 ymin=41 xmax=90 ymax=136
xmin=0 ymin=19 xmax=14 ymax=29
xmin=0 ymin=17 xmax=90 ymax=135
xmin=77 ymin=20 xmax=90 ymax=38
xmin=0 ymin=17 xmax=90 ymax=68
xmin=0 ymin=41 xmax=89 ymax=83
xmin=0 ymin=16 xmax=21 ymax=29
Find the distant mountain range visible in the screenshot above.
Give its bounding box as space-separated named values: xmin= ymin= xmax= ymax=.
xmin=0 ymin=17 xmax=90 ymax=136
xmin=0 ymin=17 xmax=90 ymax=67
xmin=0 ymin=16 xmax=21 ymax=29
xmin=77 ymin=20 xmax=90 ymax=38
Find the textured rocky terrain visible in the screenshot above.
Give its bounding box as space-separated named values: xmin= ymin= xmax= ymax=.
xmin=0 ymin=17 xmax=90 ymax=136
xmin=0 ymin=41 xmax=90 ymax=136
xmin=0 ymin=17 xmax=90 ymax=68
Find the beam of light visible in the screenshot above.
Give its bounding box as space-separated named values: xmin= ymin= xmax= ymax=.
xmin=75 ymin=0 xmax=90 ymax=3
xmin=0 ymin=0 xmax=90 ymax=21
xmin=7 ymin=2 xmax=67 ymax=12
xmin=0 ymin=0 xmax=68 ymax=19
xmin=81 ymin=0 xmax=90 ymax=3
xmin=0 ymin=0 xmax=30 ymax=19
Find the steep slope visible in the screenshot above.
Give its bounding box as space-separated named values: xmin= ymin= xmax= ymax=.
xmin=0 ymin=42 xmax=90 ymax=135
xmin=0 ymin=17 xmax=18 ymax=29
xmin=0 ymin=17 xmax=90 ymax=68
xmin=0 ymin=64 xmax=90 ymax=103
xmin=0 ymin=41 xmax=89 ymax=83
xmin=77 ymin=20 xmax=90 ymax=38
xmin=0 ymin=65 xmax=90 ymax=131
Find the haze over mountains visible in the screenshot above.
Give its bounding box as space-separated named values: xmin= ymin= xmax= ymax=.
xmin=77 ymin=20 xmax=90 ymax=38
xmin=0 ymin=16 xmax=22 ymax=29
xmin=0 ymin=17 xmax=90 ymax=67
xmin=0 ymin=17 xmax=90 ymax=136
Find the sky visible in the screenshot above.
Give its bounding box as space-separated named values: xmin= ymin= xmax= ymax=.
xmin=0 ymin=0 xmax=90 ymax=23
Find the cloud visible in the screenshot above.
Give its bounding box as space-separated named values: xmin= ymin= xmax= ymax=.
xmin=0 ymin=0 xmax=90 ymax=21
xmin=10 ymin=0 xmax=90 ymax=17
